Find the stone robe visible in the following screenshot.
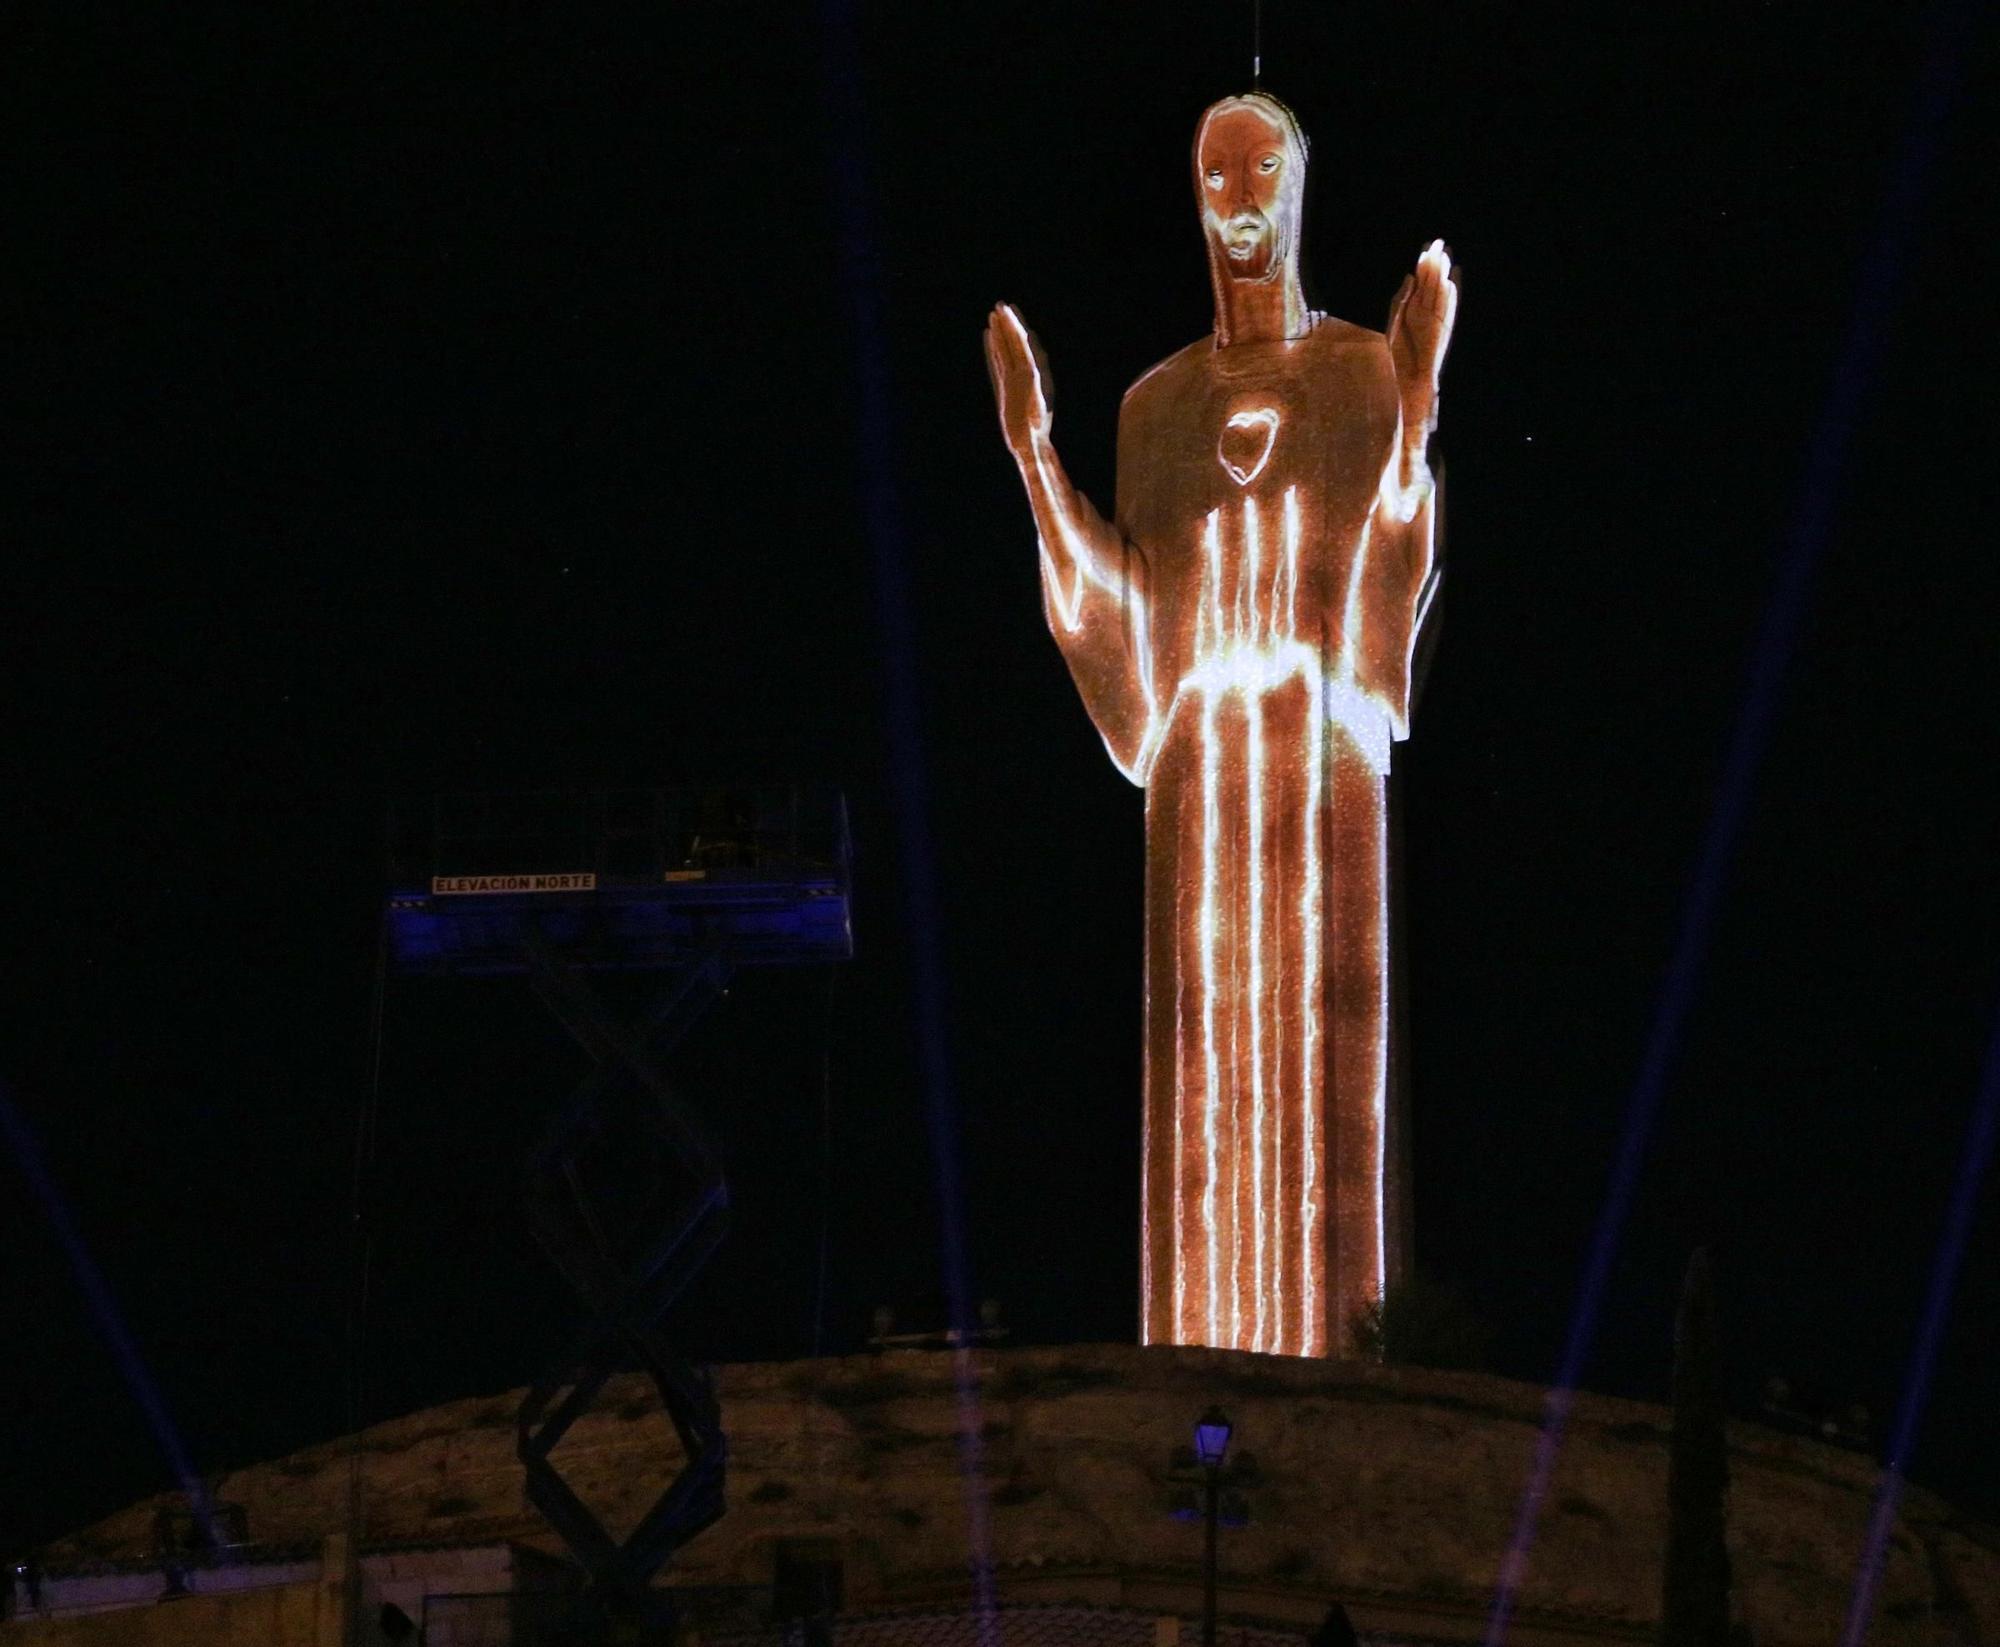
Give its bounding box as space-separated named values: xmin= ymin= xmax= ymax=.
xmin=1041 ymin=316 xmax=1436 ymax=1357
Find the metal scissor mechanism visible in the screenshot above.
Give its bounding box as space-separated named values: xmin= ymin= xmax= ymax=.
xmin=384 ymin=787 xmax=855 ymax=1639
xmin=518 ymin=936 xmax=732 ymax=1631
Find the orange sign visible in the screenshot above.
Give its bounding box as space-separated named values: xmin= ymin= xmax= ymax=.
xmin=988 ymin=93 xmax=1456 ymax=1357
xmin=431 ymin=873 xmax=598 ymax=895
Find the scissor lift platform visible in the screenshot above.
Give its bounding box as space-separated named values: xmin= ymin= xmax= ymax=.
xmin=378 ymin=785 xmax=852 ymax=1630
xmin=386 ymin=786 xmax=853 ymax=976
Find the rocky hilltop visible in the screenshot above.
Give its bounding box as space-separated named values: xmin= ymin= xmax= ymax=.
xmin=47 ymin=1345 xmax=2000 ymax=1645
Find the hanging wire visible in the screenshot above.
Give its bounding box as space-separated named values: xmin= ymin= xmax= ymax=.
xmin=1253 ymin=0 xmax=1264 ymax=87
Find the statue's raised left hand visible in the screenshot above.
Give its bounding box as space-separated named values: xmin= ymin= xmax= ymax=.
xmin=1387 ymin=240 xmax=1458 ymax=438
xmin=985 ymin=302 xmax=1053 ymax=462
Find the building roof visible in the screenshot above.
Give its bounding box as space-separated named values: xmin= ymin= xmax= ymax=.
xmin=711 ymin=1603 xmax=1308 ymax=1647
xmin=41 ymin=1344 xmax=2000 ymax=1646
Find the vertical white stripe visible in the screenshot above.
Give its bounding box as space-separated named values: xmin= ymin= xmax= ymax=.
xmin=1199 ymin=685 xmax=1222 ymax=1347
xmin=1283 ymin=487 xmax=1301 ymax=642
xmin=1373 ymin=776 xmax=1389 ymax=1303
xmin=1243 ymin=499 xmax=1262 ymax=647
xmin=1205 ymin=510 xmax=1224 ymax=646
xmin=1141 ymin=879 xmax=1153 ymax=1345
xmin=1199 ymin=508 xmax=1223 ymax=1346
xmin=1173 ymin=917 xmax=1188 ymax=1344
xmin=1268 ymin=790 xmax=1287 ymax=1354
xmin=1299 ymin=657 xmax=1325 ymax=1356
xmin=1268 ymin=499 xmax=1287 ymax=643
xmin=1271 ymin=493 xmax=1302 ymax=1351
xmin=1248 ymin=671 xmax=1268 ymax=1353
xmin=1334 ymin=518 xmax=1374 ymax=686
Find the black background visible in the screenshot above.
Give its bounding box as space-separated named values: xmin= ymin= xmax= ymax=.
xmin=5 ymin=1 xmax=1996 ymax=1560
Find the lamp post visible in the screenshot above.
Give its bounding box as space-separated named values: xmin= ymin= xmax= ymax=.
xmin=1193 ymin=1407 xmax=1232 ymax=1647
xmin=1166 ymin=1408 xmax=1254 ymax=1644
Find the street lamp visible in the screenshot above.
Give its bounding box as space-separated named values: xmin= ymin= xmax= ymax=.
xmin=1166 ymin=1408 xmax=1255 ymax=1645
xmin=1194 ymin=1407 xmax=1233 ymax=1469
xmin=1195 ymin=1407 xmax=1231 ymax=1647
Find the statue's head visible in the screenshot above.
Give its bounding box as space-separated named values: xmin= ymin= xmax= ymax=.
xmin=1193 ymin=92 xmax=1308 ymax=291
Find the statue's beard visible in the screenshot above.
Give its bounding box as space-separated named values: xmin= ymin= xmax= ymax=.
xmin=1214 ymin=214 xmax=1283 ymax=282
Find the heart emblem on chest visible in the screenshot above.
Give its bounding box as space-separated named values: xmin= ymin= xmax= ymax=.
xmin=1218 ymin=407 xmax=1280 ymax=487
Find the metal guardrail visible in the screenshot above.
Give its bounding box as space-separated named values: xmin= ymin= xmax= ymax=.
xmin=391 ymin=787 xmax=852 ymax=888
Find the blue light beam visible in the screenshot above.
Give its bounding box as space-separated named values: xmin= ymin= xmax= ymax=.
xmin=0 ymin=1080 xmax=218 ymax=1548
xmin=1840 ymin=995 xmax=2000 ymax=1645
xmin=1483 ymin=6 xmax=1978 ymax=1640
xmin=818 ymin=5 xmax=997 ymax=1632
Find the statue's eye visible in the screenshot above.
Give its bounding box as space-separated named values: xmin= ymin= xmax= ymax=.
xmin=1259 ymin=154 xmax=1280 ymax=173
xmin=1205 ymin=170 xmax=1224 ymax=189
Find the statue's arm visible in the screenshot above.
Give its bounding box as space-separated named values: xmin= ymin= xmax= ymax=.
xmin=985 ymin=304 xmax=1127 ymax=617
xmin=986 ymin=303 xmax=1158 ymax=784
xmin=1357 ymin=242 xmax=1458 ymax=737
xmin=1385 ymin=240 xmax=1459 ymax=504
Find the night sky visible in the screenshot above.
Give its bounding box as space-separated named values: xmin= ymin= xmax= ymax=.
xmin=6 ymin=2 xmax=1995 ymax=1563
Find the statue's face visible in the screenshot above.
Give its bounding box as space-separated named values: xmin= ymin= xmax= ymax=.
xmin=1196 ymin=103 xmax=1301 ymax=283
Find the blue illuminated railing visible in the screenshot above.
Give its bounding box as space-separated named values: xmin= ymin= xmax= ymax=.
xmin=385 ymin=786 xmax=853 ymax=975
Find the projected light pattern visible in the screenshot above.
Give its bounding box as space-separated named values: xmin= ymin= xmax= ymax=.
xmin=988 ymin=92 xmax=1455 ymax=1356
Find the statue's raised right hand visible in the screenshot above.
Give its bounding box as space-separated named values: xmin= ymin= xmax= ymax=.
xmin=985 ymin=302 xmax=1052 ymax=460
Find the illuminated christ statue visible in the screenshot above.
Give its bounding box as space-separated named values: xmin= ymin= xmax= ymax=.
xmin=986 ymin=92 xmax=1456 ymax=1357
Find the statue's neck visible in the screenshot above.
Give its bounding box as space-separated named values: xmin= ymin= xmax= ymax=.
xmin=1215 ymin=270 xmax=1309 ymax=347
